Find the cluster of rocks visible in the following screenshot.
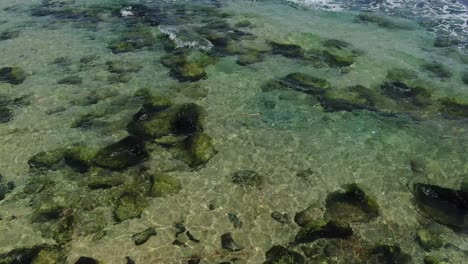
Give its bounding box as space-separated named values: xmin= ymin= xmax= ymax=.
xmin=261 ymin=70 xmax=468 ymax=119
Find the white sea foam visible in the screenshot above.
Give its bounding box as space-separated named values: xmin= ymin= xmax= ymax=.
xmin=158 ymin=25 xmax=214 ymax=51
xmin=286 ymin=0 xmax=468 ymax=44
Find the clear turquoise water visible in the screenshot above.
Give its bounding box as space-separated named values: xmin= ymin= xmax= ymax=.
xmin=0 ymin=0 xmax=467 ymax=263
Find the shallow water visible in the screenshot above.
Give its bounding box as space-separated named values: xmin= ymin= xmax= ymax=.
xmin=0 ymin=0 xmax=467 ymax=263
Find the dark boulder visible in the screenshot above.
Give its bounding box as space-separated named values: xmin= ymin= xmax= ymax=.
xmin=412 ymin=183 xmax=468 ymax=233
xmin=295 ymin=220 xmax=353 ymax=244
xmin=93 ymin=136 xmax=148 ymax=171
xmin=264 ymin=245 xmax=305 ymax=264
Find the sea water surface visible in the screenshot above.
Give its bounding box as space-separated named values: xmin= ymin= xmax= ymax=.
xmin=0 ymin=0 xmax=467 ymax=263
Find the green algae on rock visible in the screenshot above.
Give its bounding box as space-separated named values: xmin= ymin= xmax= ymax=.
xmin=28 ymin=149 xmax=66 ymax=169
xmin=368 ymin=245 xmax=412 ymax=264
xmin=0 ymin=29 xmax=20 ymax=41
xmin=113 ymin=191 xmax=148 ymax=222
xmin=107 ymin=60 xmax=142 ymax=74
xmin=295 ymin=220 xmax=353 ymax=244
xmin=325 ymin=183 xmax=379 ymax=223
xmin=264 ymin=245 xmax=305 ymax=264
xmin=86 ymin=168 xmax=126 ymax=189
xmin=93 ymin=136 xmax=148 ymax=171
xmin=57 ymin=75 xmax=82 ymax=85
xmin=149 ymin=174 xmax=182 ymax=197
xmin=236 ymin=51 xmax=263 ymax=66
xmin=421 ymin=62 xmax=452 ymax=79
xmin=280 ymin=72 xmax=331 ymax=95
xmin=412 ymin=183 xmax=468 ymax=233
xmin=270 ymin=42 xmax=304 ymax=58
xmin=132 ymin=227 xmax=157 ymax=245
xmin=424 ymin=255 xmax=450 ymax=264
xmin=64 ymin=145 xmax=100 ymax=173
xmin=231 ymin=170 xmax=263 ymax=187
xmin=0 ymin=66 xmax=26 ymax=84
xmin=318 ymin=86 xmax=377 ymax=112
xmin=129 ymin=103 xmax=204 ymax=139
xmin=221 ymin=232 xmax=243 ymax=252
xmin=438 ymin=97 xmax=468 ymax=118
xmin=31 ymin=247 xmax=65 ymax=264
xmin=416 ymin=228 xmax=443 ymax=251
xmin=170 ymin=132 xmax=217 ymax=168
xmin=356 ymin=13 xmax=415 ymax=30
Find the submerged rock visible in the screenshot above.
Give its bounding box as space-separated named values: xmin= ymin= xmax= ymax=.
xmin=129 ymin=102 xmax=204 ymax=139
xmin=271 ymin=211 xmax=290 ymax=224
xmin=416 ymin=228 xmax=443 ymax=251
xmin=421 ymin=62 xmax=452 ymax=79
xmin=462 ymin=71 xmax=468 ymax=85
xmin=0 ymin=106 xmax=13 ymax=123
xmin=0 ymin=245 xmax=50 ymax=264
xmin=0 ymin=30 xmax=20 ymax=41
xmin=0 ymin=66 xmax=26 ymax=84
xmin=113 ymin=192 xmax=148 ymax=222
xmin=381 ymin=81 xmax=431 ymax=107
xmin=424 ymin=256 xmax=449 ymax=264
xmin=325 ymin=184 xmax=379 ymax=223
xmin=412 ymin=183 xmax=468 ymax=233
xmin=228 ymin=213 xmax=243 ymax=229
xmin=295 ymin=220 xmax=353 ymax=244
xmin=170 ymin=132 xmax=217 ymax=167
xmin=236 ymin=52 xmax=263 ymax=66
xmin=28 ymin=149 xmax=65 ymax=169
xmin=231 ymin=170 xmax=263 ymax=187
xmin=132 ymin=227 xmax=157 ymax=245
xmin=356 ymin=13 xmax=414 ymax=30
xmin=108 ymin=27 xmax=156 ymax=53
xmin=149 ymin=174 xmax=182 ymax=197
xmin=322 ymin=39 xmax=350 ymax=49
xmin=57 ymin=75 xmax=82 ymax=85
xmin=86 ymin=168 xmax=126 ymax=189
xmin=221 ymin=232 xmax=243 ymax=251
xmin=75 ymin=256 xmax=100 ymax=264
xmin=280 ymin=72 xmax=331 ymax=95
xmin=318 ymin=85 xmax=376 ymax=112
xmin=368 ymin=245 xmax=412 ymax=264
xmin=264 ymin=245 xmax=305 ymax=264
xmin=93 ymin=136 xmax=148 ymax=171
xmin=439 ymin=97 xmax=468 ymax=118
xmin=270 ymin=42 xmax=304 ymax=58
xmin=64 ymin=145 xmax=100 ymax=173
xmin=107 ymin=60 xmax=142 ymax=73
xmin=31 ymin=247 xmax=64 ymax=264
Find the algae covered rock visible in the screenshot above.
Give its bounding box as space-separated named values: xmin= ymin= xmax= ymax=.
xmin=113 ymin=192 xmax=148 ymax=222
xmin=424 ymin=256 xmax=449 ymax=264
xmin=171 ymin=62 xmax=207 ymax=82
xmin=318 ymin=86 xmax=376 ymax=112
xmin=356 ymin=13 xmax=414 ymax=30
xmin=270 ymin=42 xmax=304 ymax=58
xmin=421 ymin=62 xmax=452 ymax=79
xmin=237 ymin=51 xmax=263 ymax=66
xmin=31 ymin=247 xmax=64 ymax=264
xmin=129 ymin=103 xmax=204 ymax=139
xmin=170 ymin=132 xmax=217 ymax=168
xmin=264 ymin=245 xmax=305 ymax=264
xmin=93 ymin=136 xmax=148 ymax=171
xmin=107 ymin=60 xmax=142 ymax=73
xmin=281 ymin=72 xmax=331 ymax=95
xmin=0 ymin=66 xmax=26 ymax=84
xmin=149 ymin=174 xmax=182 ymax=197
xmin=75 ymin=256 xmax=100 ymax=264
xmin=64 ymin=145 xmax=100 ymax=173
xmin=28 ymin=149 xmax=65 ymax=169
xmin=231 ymin=170 xmax=263 ymax=187
xmin=221 ymin=232 xmax=243 ymax=252
xmin=439 ymin=97 xmax=468 ymax=118
xmin=416 ymin=228 xmax=443 ymax=251
xmin=368 ymin=245 xmax=412 ymax=264
xmin=295 ymin=220 xmax=353 ymax=244
xmin=108 ymin=27 xmax=156 ymax=53
xmin=57 ymin=75 xmax=82 ymax=85
xmin=325 ymin=183 xmax=379 ymax=223
xmin=0 ymin=245 xmax=50 ymax=264
xmin=132 ymin=227 xmax=157 ymax=245
xmin=412 ymin=183 xmax=468 ymax=233
xmin=86 ymin=168 xmax=126 ymax=189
